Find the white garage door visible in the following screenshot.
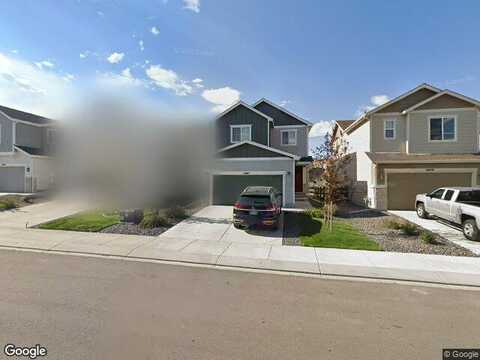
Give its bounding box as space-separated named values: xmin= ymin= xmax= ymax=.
xmin=0 ymin=167 xmax=25 ymax=193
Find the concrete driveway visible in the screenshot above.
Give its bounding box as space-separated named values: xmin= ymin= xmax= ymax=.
xmin=159 ymin=205 xmax=283 ymax=246
xmin=389 ymin=210 xmax=480 ymax=255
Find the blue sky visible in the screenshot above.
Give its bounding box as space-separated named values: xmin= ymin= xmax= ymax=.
xmin=0 ymin=0 xmax=479 ymax=142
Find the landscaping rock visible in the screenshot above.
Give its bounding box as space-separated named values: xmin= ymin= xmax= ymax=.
xmin=100 ymin=223 xmax=169 ymax=236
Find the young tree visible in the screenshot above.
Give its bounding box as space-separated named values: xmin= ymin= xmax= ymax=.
xmin=311 ymin=131 xmax=349 ymax=231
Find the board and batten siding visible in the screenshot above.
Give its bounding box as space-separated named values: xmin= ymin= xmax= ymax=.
xmin=0 ymin=112 xmax=13 ymax=153
xmin=15 ymin=122 xmax=43 ymax=149
xmin=270 ymin=126 xmax=309 ymax=158
xmin=408 ymin=109 xmax=478 ymax=154
xmin=216 ymin=105 xmax=270 ymax=149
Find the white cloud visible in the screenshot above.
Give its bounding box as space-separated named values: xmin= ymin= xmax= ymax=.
xmin=183 ymin=0 xmax=200 ymax=13
xmin=79 ymin=52 xmax=88 ymax=59
xmin=279 ymin=99 xmax=291 ymax=107
xmin=62 ymin=73 xmax=76 ymax=82
xmin=192 ymin=78 xmax=204 ymax=88
xmin=145 ymin=65 xmax=192 ymax=96
xmin=97 ymin=10 xmax=104 ymax=17
xmin=151 ymin=26 xmax=160 ymax=36
xmin=107 ymin=52 xmax=125 ymax=64
xmin=0 ymin=52 xmax=74 ymax=117
xmin=139 ymin=40 xmax=145 ymax=51
xmin=201 ymin=86 xmax=241 ymax=113
xmin=309 ymin=121 xmax=334 ymax=138
xmin=35 ymin=60 xmax=54 ymax=69
xmin=97 ymin=68 xmax=145 ymax=89
xmin=10 ymin=49 xmax=18 ymax=54
xmin=356 ymin=94 xmax=390 ymax=117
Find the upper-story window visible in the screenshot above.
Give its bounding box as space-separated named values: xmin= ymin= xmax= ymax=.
xmin=384 ymin=119 xmax=396 ymax=140
xmin=46 ymin=128 xmax=57 ymax=145
xmin=230 ymin=125 xmax=251 ymax=143
xmin=429 ymin=116 xmax=456 ymax=141
xmin=281 ymin=129 xmax=297 ymax=146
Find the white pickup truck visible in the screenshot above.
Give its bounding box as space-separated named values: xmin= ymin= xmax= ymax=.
xmin=416 ymin=187 xmax=480 ymax=241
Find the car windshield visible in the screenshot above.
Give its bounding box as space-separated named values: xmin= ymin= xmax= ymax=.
xmin=456 ymin=190 xmax=480 ymax=205
xmin=238 ymin=195 xmax=272 ymax=209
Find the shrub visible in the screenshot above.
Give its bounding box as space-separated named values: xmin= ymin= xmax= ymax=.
xmin=305 ymin=208 xmax=324 ymax=219
xmin=166 ymin=206 xmax=189 ymax=220
xmin=139 ymin=211 xmax=170 ymax=229
xmin=384 ymin=219 xmax=403 ymax=230
xmin=0 ymin=199 xmax=17 ymax=210
xmin=421 ymin=231 xmax=436 ymax=244
xmin=400 ymin=222 xmax=418 ymax=236
xmin=120 ymin=209 xmax=143 ymax=224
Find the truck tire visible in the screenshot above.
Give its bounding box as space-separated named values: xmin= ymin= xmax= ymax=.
xmin=416 ymin=203 xmax=428 ymax=219
xmin=462 ymin=219 xmax=479 ymax=241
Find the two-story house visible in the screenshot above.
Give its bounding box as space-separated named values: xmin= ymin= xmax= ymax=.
xmin=0 ymin=105 xmax=57 ymax=193
xmin=209 ymin=99 xmax=313 ymax=207
xmin=334 ymin=83 xmax=480 ymax=210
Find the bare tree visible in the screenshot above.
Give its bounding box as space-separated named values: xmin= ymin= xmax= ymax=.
xmin=311 ymin=132 xmax=349 ymax=231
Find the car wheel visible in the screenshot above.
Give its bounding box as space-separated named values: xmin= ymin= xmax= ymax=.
xmin=233 ymin=223 xmax=241 ymax=229
xmin=462 ymin=219 xmax=479 ymax=241
xmin=416 ymin=203 xmax=428 ymax=219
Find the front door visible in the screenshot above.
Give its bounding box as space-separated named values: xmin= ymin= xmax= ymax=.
xmin=295 ymin=166 xmax=303 ymax=192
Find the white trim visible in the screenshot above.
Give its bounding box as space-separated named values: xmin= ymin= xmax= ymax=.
xmin=14 ymin=146 xmax=51 ymax=159
xmin=280 ymin=128 xmax=297 ymax=146
xmin=406 ymin=113 xmax=410 ymax=153
xmin=274 ymin=125 xmax=307 ymax=129
xmin=383 ymin=118 xmax=396 ymax=140
xmin=46 ymin=128 xmax=56 ymax=145
xmin=215 ymin=101 xmax=273 ymax=122
xmin=252 ymin=98 xmax=313 ymax=126
xmin=217 ymin=140 xmax=300 ymax=159
xmin=0 ymin=109 xmax=53 ymax=128
xmin=0 ymin=123 xmax=2 ymax=145
xmin=230 ymin=124 xmax=252 ymax=143
xmin=409 ymin=107 xmax=476 ymax=114
xmin=427 ymin=115 xmax=457 ymax=142
xmin=402 ymin=90 xmax=480 ymax=114
xmin=12 ymin=122 xmax=15 ymax=148
xmin=344 ymin=84 xmax=441 ymax=134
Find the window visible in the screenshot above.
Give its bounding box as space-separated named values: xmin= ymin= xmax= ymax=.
xmin=281 ymin=129 xmax=297 ymax=146
xmin=46 ymin=128 xmax=56 ymax=145
xmin=443 ymin=190 xmax=454 ymax=201
xmin=230 ymin=125 xmax=251 ymax=143
xmin=457 ymin=190 xmax=480 ymax=204
xmin=384 ymin=119 xmax=396 ymax=140
xmin=429 ymin=188 xmax=445 ymax=199
xmin=429 ymin=116 xmax=456 ymax=141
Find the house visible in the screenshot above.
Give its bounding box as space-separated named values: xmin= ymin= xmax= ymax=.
xmin=209 ymin=99 xmax=313 ymax=207
xmin=0 ymin=105 xmax=57 ymax=193
xmin=334 ymin=83 xmax=480 ymax=210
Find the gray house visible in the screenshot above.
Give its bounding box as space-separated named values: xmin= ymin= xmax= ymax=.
xmin=0 ymin=105 xmax=57 ymax=192
xmin=210 ymin=99 xmax=312 ymax=207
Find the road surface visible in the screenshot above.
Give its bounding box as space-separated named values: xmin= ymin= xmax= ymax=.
xmin=0 ymin=249 xmax=478 ymax=359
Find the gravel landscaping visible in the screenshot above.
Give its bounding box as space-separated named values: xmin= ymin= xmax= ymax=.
xmin=284 ymin=202 xmax=477 ymax=257
xmin=100 ymin=220 xmax=181 ymax=236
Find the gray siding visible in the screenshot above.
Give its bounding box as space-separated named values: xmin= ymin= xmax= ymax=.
xmin=0 ymin=112 xmax=13 ymax=152
xmin=370 ymin=114 xmax=407 ymax=153
xmin=216 ymin=104 xmax=270 ymax=149
xmin=377 ymin=88 xmax=438 ymax=113
xmin=220 ymin=143 xmax=283 ymax=158
xmin=211 ymin=158 xmax=295 ymax=206
xmin=270 ymin=126 xmax=309 ymax=157
xmin=254 ymin=101 xmax=306 ymax=126
xmin=408 ymin=109 xmax=478 ymax=153
xmin=16 ymin=123 xmax=43 ymax=149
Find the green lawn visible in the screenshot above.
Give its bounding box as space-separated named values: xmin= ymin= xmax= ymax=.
xmin=299 ymin=214 xmax=381 ymax=251
xmin=39 ymin=210 xmax=120 ymax=232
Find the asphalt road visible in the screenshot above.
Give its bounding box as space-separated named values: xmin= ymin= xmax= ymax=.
xmin=0 ymin=249 xmax=479 ymax=360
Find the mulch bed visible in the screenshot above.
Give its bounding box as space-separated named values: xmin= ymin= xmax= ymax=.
xmin=336 ymin=203 xmax=476 ymax=257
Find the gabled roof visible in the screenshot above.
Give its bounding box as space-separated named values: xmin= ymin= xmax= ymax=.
xmin=215 ymin=101 xmax=273 ymax=122
xmin=217 ymin=140 xmax=299 ymax=159
xmin=15 ymin=145 xmax=50 ymax=158
xmin=252 ymin=98 xmax=313 ymax=126
xmin=336 ymin=120 xmax=355 ymax=130
xmin=402 ymin=90 xmax=480 ymax=113
xmin=0 ymin=105 xmax=55 ymax=126
xmin=344 ymin=83 xmax=443 ymax=134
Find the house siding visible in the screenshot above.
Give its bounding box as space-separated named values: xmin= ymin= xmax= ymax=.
xmin=16 ymin=123 xmax=43 ymax=149
xmin=270 ymin=126 xmax=309 ymax=157
xmin=408 ymin=109 xmax=478 ymax=154
xmin=416 ymin=94 xmax=475 ymax=110
xmin=370 ymin=114 xmax=406 ymax=153
xmin=216 ymin=104 xmax=270 ymax=149
xmin=220 ymin=143 xmax=283 ymax=158
xmin=254 ymin=101 xmax=305 ymax=126
xmin=377 ymin=88 xmax=438 ymax=113
xmin=348 ymin=121 xmax=370 ymax=152
xmin=0 ymin=113 xmax=13 ymax=152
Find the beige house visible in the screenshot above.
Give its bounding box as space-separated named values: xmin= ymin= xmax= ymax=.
xmin=333 ymin=83 xmax=480 ymax=210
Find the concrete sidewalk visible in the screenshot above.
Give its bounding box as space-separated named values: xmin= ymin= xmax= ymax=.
xmin=0 ymin=202 xmax=479 ymax=286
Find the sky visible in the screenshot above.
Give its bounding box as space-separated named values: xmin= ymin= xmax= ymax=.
xmin=0 ymin=0 xmax=479 ymax=147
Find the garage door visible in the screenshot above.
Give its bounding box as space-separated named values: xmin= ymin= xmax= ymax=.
xmin=387 ymin=172 xmax=472 ymax=210
xmin=212 ymin=175 xmax=283 ymax=205
xmin=0 ymin=167 xmax=25 ymax=193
